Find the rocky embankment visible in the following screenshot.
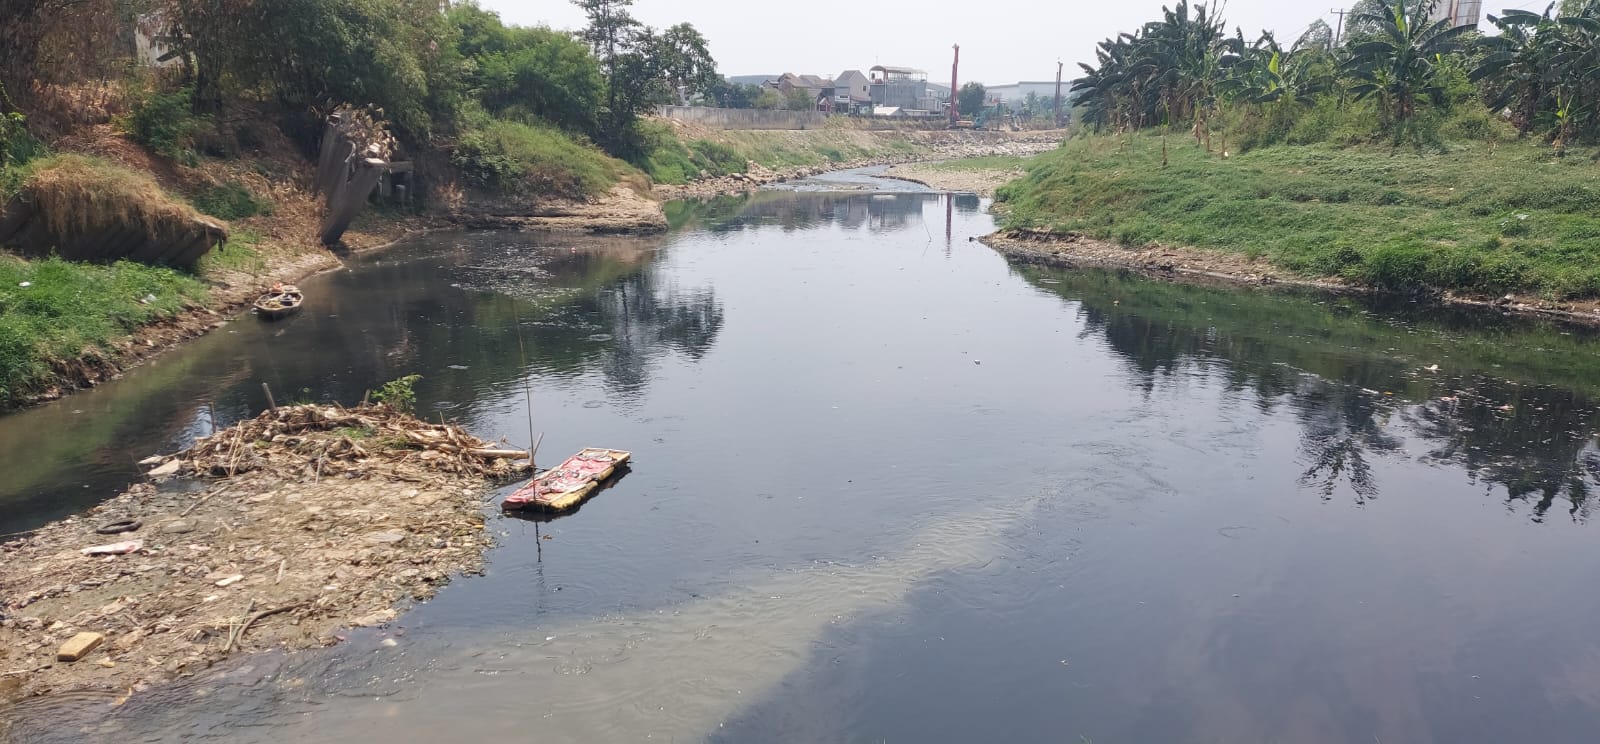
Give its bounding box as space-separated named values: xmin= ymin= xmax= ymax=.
xmin=656 ymin=133 xmax=1061 ymax=201
xmin=0 ymin=403 xmax=529 ymax=705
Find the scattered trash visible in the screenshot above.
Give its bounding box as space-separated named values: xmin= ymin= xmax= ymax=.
xmin=1424 ymin=364 xmax=1440 ymax=373
xmin=95 ymin=519 xmax=143 ymax=535
xmin=81 ymin=540 xmax=142 ymax=556
xmin=147 ymin=460 xmax=182 ymax=478
xmin=17 ymin=281 xmax=31 ymax=288
xmin=1 ymin=401 xmax=516 ymax=701
xmin=57 ymin=632 xmax=105 ymax=662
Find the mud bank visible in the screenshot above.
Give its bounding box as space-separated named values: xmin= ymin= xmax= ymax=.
xmin=881 ymin=161 xmax=1028 ymax=197
xmin=0 ymin=403 xmax=528 ymax=707
xmin=445 ymin=183 xmax=667 ymax=234
xmin=983 ymin=230 xmax=1600 ymax=325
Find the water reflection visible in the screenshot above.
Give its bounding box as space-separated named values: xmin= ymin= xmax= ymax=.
xmin=13 ymin=183 xmax=1600 ymax=744
xmin=1023 ymin=267 xmax=1600 ymax=520
xmin=0 ymin=231 xmax=723 ymax=534
xmin=665 ymin=190 xmax=981 ymax=234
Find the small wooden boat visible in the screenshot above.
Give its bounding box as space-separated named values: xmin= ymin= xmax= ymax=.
xmin=502 ymin=448 xmax=631 ymax=512
xmin=254 ymin=285 xmax=303 ymax=320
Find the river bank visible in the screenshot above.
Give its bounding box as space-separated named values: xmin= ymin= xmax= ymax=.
xmin=655 ymin=128 xmax=1061 ymax=200
xmin=994 ymin=132 xmax=1600 ymax=311
xmin=0 ymin=402 xmax=526 ymax=707
xmin=882 ymin=156 xmax=1030 ymax=197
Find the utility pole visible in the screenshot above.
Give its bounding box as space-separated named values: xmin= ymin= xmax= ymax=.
xmin=1053 ymin=60 xmax=1064 ymax=129
xmin=950 ymin=44 xmax=960 ymax=127
xmin=1331 ymin=7 xmax=1348 ymax=45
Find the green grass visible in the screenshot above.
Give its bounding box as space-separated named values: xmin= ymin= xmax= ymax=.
xmin=639 ymin=127 xmax=748 ymax=184
xmin=707 ymin=130 xmax=885 ymax=170
xmin=453 ymin=117 xmax=631 ymax=200
xmin=997 ymin=133 xmax=1600 ymax=299
xmin=192 ymin=180 xmax=273 ymax=220
xmin=0 ymin=255 xmax=209 ymax=408
xmin=197 ymin=228 xmax=266 ymax=276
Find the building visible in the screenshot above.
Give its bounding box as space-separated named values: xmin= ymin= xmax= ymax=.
xmin=869 ymin=66 xmax=944 ymax=116
xmin=833 ymin=70 xmax=873 ymax=115
xmin=985 ymin=81 xmax=1066 ymax=113
xmin=133 ymin=11 xmax=179 ymax=68
xmin=1430 ymin=0 xmax=1482 ymax=29
xmin=767 ymin=73 xmax=837 ymax=111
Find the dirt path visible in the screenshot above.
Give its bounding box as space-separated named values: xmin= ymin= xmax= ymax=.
xmin=0 ymin=403 xmax=529 ymax=706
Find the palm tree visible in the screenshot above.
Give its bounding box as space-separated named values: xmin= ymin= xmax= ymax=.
xmin=1342 ymin=0 xmax=1475 ymax=138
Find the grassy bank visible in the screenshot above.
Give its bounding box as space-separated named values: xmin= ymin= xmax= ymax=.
xmin=643 ymin=121 xmax=930 ymax=184
xmin=997 ymin=134 xmax=1600 ymax=299
xmin=0 ymin=255 xmax=207 ymax=406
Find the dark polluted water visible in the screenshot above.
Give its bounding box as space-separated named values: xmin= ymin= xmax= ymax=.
xmin=7 ymin=172 xmax=1600 ymax=742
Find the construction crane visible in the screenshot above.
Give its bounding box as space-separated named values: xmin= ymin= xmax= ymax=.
xmin=949 ymin=43 xmax=960 ymax=128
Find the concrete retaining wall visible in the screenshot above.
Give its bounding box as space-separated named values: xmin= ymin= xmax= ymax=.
xmin=655 ymin=106 xmax=827 ymax=130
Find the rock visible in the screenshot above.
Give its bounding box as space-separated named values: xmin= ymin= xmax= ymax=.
xmin=160 ymin=520 xmax=196 ymax=534
xmin=351 ymin=609 xmax=397 ymax=627
xmin=57 ymin=632 xmax=105 ymax=662
xmin=364 ymin=530 xmax=406 ymax=546
xmin=214 ymin=574 xmax=243 ymax=587
xmin=112 ymin=628 xmax=148 ymax=652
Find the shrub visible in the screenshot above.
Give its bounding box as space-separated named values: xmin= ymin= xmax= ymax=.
xmin=372 ymin=374 xmax=421 ymax=412
xmin=192 ymin=181 xmax=273 ymax=220
xmin=129 ymin=87 xmax=207 ymax=160
xmin=452 ymin=117 xmax=622 ymax=199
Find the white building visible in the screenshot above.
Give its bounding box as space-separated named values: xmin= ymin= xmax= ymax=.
xmin=986 ymin=81 xmax=1067 ymax=112
xmin=1430 ymin=0 xmax=1482 ymax=29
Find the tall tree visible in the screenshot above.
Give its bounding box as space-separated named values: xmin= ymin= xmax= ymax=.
xmin=573 ymin=0 xmax=641 ymax=130
xmin=957 ymin=82 xmax=988 ymax=117
xmin=655 ymin=23 xmax=717 ymax=104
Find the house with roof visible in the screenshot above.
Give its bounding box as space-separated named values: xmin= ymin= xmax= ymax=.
xmin=766 ymin=73 xmax=837 ymax=111
xmin=833 ymin=70 xmax=873 ymax=115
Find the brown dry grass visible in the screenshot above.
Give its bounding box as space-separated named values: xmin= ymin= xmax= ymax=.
xmin=22 ymin=154 xmax=217 ymax=239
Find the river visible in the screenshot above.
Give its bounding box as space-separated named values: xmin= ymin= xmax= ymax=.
xmin=6 ymin=169 xmax=1600 ymax=742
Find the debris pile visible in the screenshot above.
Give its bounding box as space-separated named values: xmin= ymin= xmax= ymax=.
xmin=0 ymin=403 xmax=528 ymax=705
xmin=153 ymin=402 xmax=530 ymax=480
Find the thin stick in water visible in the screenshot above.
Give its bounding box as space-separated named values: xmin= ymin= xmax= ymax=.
xmin=512 ymin=315 xmax=538 ymax=461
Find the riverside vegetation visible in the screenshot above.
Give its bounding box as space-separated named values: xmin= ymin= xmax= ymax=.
xmin=0 ymin=0 xmax=986 ymax=410
xmin=996 ymin=0 xmax=1600 ymax=303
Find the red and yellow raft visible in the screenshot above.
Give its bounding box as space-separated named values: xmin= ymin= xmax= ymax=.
xmin=501 ymin=448 xmax=631 ymax=512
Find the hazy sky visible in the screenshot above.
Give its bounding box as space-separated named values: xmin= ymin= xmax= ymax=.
xmin=477 ymin=0 xmax=1502 ymax=84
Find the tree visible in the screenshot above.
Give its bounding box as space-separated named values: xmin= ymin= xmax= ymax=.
xmin=784 ymin=88 xmax=816 ymax=111
xmin=707 ymin=79 xmax=762 ymax=108
xmin=573 ymin=0 xmax=718 ymax=157
xmin=449 ymin=5 xmax=602 ymax=137
xmin=654 ymin=23 xmax=718 ymax=103
xmin=754 ymin=88 xmax=785 ymax=109
xmin=1342 ymin=0 xmax=1475 ymax=136
xmin=957 ymin=82 xmax=987 ymax=117
xmin=1472 ymin=5 xmax=1563 ymax=135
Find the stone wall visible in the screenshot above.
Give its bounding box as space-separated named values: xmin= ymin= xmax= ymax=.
xmin=655 ymin=106 xmax=827 ymax=130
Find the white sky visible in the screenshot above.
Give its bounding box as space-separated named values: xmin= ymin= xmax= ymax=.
xmin=476 ymin=0 xmax=1502 ymax=85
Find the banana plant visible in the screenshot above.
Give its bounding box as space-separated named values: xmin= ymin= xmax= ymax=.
xmin=1342 ymin=0 xmax=1475 ymax=134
